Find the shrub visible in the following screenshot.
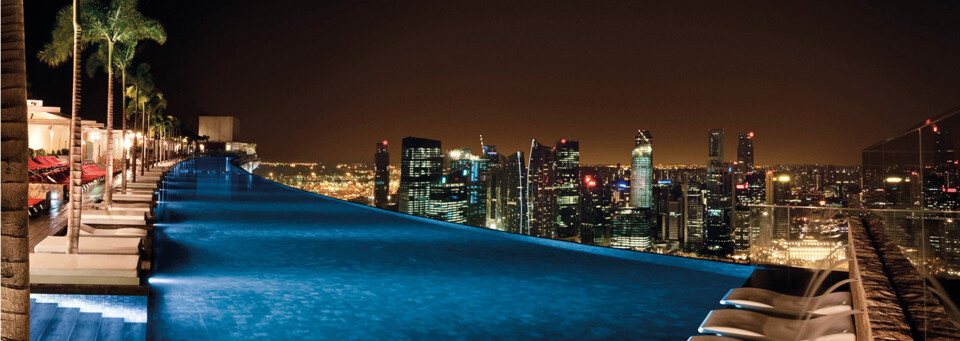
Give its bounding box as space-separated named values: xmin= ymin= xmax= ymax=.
xmin=36 ymin=148 xmax=47 ymax=156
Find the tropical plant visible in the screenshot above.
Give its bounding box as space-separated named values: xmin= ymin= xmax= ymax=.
xmin=38 ymin=0 xmax=87 ymax=254
xmin=1 ymin=0 xmax=31 ymax=337
xmin=88 ymin=41 xmax=137 ymax=191
xmin=124 ymin=62 xmax=155 ymax=176
xmin=81 ymin=0 xmax=166 ymax=207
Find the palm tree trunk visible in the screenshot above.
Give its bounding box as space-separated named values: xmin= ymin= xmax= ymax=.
xmin=120 ymin=70 xmax=127 ymax=193
xmin=1 ymin=0 xmax=31 ymax=337
xmin=140 ymin=103 xmax=147 ymax=174
xmin=131 ymin=84 xmax=138 ymax=182
xmin=103 ymin=43 xmax=115 ymax=208
xmin=67 ymin=0 xmax=83 ymax=255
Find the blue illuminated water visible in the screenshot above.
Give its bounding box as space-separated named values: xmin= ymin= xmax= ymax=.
xmin=149 ymin=157 xmax=753 ymax=340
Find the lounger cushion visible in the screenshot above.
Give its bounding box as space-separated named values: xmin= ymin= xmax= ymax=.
xmin=34 ymin=236 xmax=142 ymax=254
xmin=721 ymin=287 xmax=852 ymax=317
xmin=699 ymin=309 xmax=855 ymax=341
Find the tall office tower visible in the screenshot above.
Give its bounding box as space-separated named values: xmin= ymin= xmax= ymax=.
xmin=427 ymin=169 xmax=469 ymax=224
xmin=374 ymin=140 xmax=390 ymax=209
xmin=631 ymin=130 xmax=654 ymax=208
xmin=682 ymin=182 xmax=705 ymax=248
xmin=449 ymin=149 xmax=488 ymax=226
xmin=555 ymin=139 xmax=580 ymax=239
xmin=527 ymin=139 xmax=557 ymax=238
xmin=579 ymin=166 xmax=615 ymax=245
xmin=737 ymin=132 xmax=755 ymax=171
xmin=610 ymin=207 xmax=654 ymax=250
xmin=503 ymin=152 xmax=528 ymax=234
xmin=485 ymin=153 xmax=509 ymax=229
xmin=667 ymin=200 xmax=682 ymax=242
xmin=398 ymin=137 xmax=443 ymax=217
xmin=705 ymin=129 xmax=733 ymax=256
xmin=928 ymin=128 xmax=958 ymax=210
xmin=765 ymin=171 xmax=792 ymax=239
xmin=707 ymin=129 xmax=724 ymax=174
xmin=652 ymin=180 xmax=673 ymax=240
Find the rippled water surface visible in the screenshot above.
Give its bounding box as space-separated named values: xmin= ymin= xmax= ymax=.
xmin=149 ymin=157 xmax=752 ymax=340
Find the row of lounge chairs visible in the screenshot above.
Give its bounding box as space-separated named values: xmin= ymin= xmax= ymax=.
xmin=29 ymin=158 xmax=184 ymax=287
xmin=692 ymin=260 xmax=857 ymax=340
xmin=28 ymin=156 xmax=67 ymax=171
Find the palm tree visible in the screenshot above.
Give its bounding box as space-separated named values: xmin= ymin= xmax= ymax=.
xmin=83 ymin=0 xmax=165 ymax=208
xmin=124 ymin=62 xmax=154 ymax=177
xmin=1 ymin=0 xmax=31 ymax=338
xmin=142 ymin=90 xmax=165 ymax=170
xmin=38 ymin=0 xmax=89 ymax=254
xmin=88 ymin=41 xmax=137 ymax=192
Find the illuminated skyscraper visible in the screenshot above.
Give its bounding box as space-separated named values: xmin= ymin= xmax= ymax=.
xmin=398 ymin=137 xmax=443 ymax=217
xmin=705 ymin=129 xmax=733 ymax=256
xmin=374 ymin=140 xmax=390 ymax=209
xmin=428 ymin=169 xmax=469 ymax=224
xmin=504 ymin=151 xmax=527 ymax=234
xmin=555 ymin=139 xmax=580 ymax=238
xmin=631 ymin=130 xmax=653 ymax=208
xmin=449 ymin=149 xmax=487 ymax=226
xmin=707 ymin=129 xmax=724 ymax=174
xmin=610 ymin=207 xmax=653 ymax=250
xmin=579 ymin=166 xmax=615 ymax=245
xmin=527 ymin=139 xmax=557 ymax=238
xmin=737 ymin=132 xmax=755 ymax=171
xmin=484 ymin=147 xmax=509 ymax=229
xmin=683 ymin=183 xmax=705 ymax=247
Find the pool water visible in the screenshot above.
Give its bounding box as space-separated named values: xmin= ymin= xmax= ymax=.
xmin=149 ymin=157 xmax=752 ymax=340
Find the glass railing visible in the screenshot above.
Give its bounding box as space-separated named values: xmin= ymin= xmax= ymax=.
xmin=743 ymin=205 xmax=850 ymax=270
xmin=745 ymin=204 xmax=960 ymax=280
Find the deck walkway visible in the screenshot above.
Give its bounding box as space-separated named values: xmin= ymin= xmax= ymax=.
xmin=27 ymin=183 xmax=105 ymax=251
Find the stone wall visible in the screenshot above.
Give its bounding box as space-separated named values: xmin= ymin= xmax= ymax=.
xmin=862 ymin=215 xmax=960 ymax=340
xmin=849 ymin=217 xmax=913 ymax=340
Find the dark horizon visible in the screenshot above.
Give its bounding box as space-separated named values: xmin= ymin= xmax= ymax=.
xmin=24 ymin=0 xmax=960 ymax=166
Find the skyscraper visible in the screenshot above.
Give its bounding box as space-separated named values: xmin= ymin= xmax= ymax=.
xmin=374 ymin=140 xmax=390 ymax=209
xmin=705 ymin=129 xmax=733 ymax=256
xmin=504 ymin=151 xmax=527 ymax=234
xmin=737 ymin=132 xmax=755 ymax=171
xmin=449 ymin=149 xmax=487 ymax=226
xmin=707 ymin=129 xmax=724 ymax=174
xmin=631 ymin=130 xmax=653 ymax=208
xmin=482 ymin=145 xmax=506 ymax=229
xmin=527 ymin=139 xmax=557 ymax=238
xmin=398 ymin=137 xmax=443 ymax=217
xmin=428 ymin=169 xmax=469 ymax=224
xmin=579 ymin=166 xmax=615 ymax=245
xmin=610 ymin=207 xmax=654 ymax=250
xmin=555 ymin=139 xmax=580 ymax=239
xmin=682 ymin=182 xmax=705 ymax=247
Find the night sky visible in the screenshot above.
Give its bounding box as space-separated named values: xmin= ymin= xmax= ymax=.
xmin=24 ymin=0 xmax=960 ymax=165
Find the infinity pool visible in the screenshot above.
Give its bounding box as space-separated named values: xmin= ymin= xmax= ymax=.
xmin=149 ymin=157 xmax=753 ymax=340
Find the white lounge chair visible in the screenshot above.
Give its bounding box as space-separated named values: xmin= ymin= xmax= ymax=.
xmin=80 ymin=209 xmax=147 ymax=225
xmin=78 ymin=223 xmax=148 ymax=238
xmin=720 ymin=287 xmax=852 ymax=317
xmin=698 ymin=309 xmax=856 ymax=341
xmin=34 ymin=236 xmax=141 ymax=255
xmin=30 ymin=253 xmax=140 ymax=285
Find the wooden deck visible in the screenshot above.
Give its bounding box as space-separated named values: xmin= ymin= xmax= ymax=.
xmin=28 ymin=182 xmax=105 ymax=251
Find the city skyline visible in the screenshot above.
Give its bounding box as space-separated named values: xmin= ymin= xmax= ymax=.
xmin=22 ymin=0 xmax=960 ymax=166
